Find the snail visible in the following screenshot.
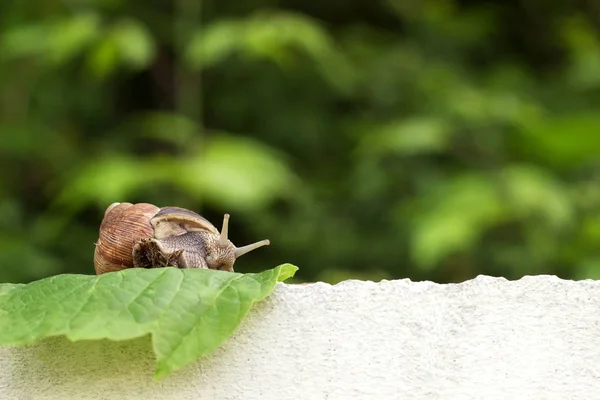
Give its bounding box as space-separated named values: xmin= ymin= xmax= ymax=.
xmin=93 ymin=202 xmax=270 ymax=275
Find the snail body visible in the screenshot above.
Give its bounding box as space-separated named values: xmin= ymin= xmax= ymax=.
xmin=93 ymin=202 xmax=270 ymax=274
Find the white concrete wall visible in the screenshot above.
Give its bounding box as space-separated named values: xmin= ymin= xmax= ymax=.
xmin=2 ymin=275 xmax=600 ymax=399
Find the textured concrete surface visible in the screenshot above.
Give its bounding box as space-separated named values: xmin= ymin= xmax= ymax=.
xmin=2 ymin=275 xmax=600 ymax=399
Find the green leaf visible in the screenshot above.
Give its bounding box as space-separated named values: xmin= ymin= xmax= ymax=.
xmin=517 ymin=113 xmax=600 ymax=169
xmin=410 ymin=174 xmax=507 ymax=268
xmin=85 ymin=18 xmax=155 ymax=79
xmin=112 ymin=19 xmax=156 ymax=69
xmin=86 ymin=35 xmax=120 ymax=79
xmin=185 ymin=20 xmax=244 ymax=68
xmin=176 ymin=134 xmax=297 ymax=210
xmin=53 ymin=134 xmax=296 ymax=217
xmin=360 ymin=117 xmax=452 ymax=156
xmin=0 ymin=13 xmax=100 ymax=65
xmin=499 ymin=165 xmax=574 ymax=229
xmin=186 ymin=12 xmax=335 ymax=69
xmin=55 ymin=156 xmax=174 ymax=210
xmin=562 ymin=16 xmax=600 ymax=90
xmin=136 ymin=112 xmax=199 ymax=145
xmin=185 ymin=11 xmax=357 ymax=92
xmin=0 ymin=264 xmax=298 ymax=379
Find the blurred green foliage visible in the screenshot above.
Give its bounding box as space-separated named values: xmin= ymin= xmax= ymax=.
xmin=2 ymin=0 xmax=600 ymax=284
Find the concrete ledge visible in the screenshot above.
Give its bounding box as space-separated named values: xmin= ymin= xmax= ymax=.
xmin=2 ymin=275 xmax=600 ymax=399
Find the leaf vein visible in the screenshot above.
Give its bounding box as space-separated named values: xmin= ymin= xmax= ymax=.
xmin=124 ymin=268 xmax=170 ymax=313
xmin=160 ymin=274 xmax=244 ymax=363
xmin=66 ymin=277 xmax=101 ymax=331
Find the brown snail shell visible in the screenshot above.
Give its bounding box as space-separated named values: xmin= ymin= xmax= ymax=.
xmin=93 ymin=202 xmax=270 ymax=275
xmin=94 ymin=202 xmax=158 ymax=274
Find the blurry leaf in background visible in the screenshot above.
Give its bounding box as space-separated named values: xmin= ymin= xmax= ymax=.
xmin=187 ymin=11 xmax=334 ymax=69
xmin=177 ymin=134 xmax=297 ymax=210
xmin=186 ymin=11 xmax=357 ymax=93
xmin=410 ymin=174 xmax=507 ymax=269
xmin=499 ymin=165 xmax=574 ymax=230
xmin=562 ymin=15 xmax=600 ymax=90
xmin=86 ymin=18 xmax=156 ymax=78
xmin=186 ymin=20 xmax=242 ymax=68
xmin=111 ymin=19 xmax=155 ymax=69
xmin=572 ymin=212 xmax=600 ymax=280
xmin=53 ymin=133 xmax=295 ymax=213
xmin=54 ymin=157 xmax=171 ymax=212
xmin=1 ymin=13 xmax=100 ymax=66
xmin=517 ymin=114 xmax=600 ymax=169
xmin=137 ymin=112 xmax=199 ymax=145
xmin=86 ymin=36 xmax=119 ymax=78
xmin=574 ymin=258 xmax=600 ymax=280
xmin=359 ymin=116 xmax=452 ymax=156
xmin=389 ymin=0 xmax=495 ymax=49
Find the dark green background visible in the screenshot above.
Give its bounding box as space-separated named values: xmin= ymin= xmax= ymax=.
xmin=2 ymin=0 xmax=600 ymax=284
